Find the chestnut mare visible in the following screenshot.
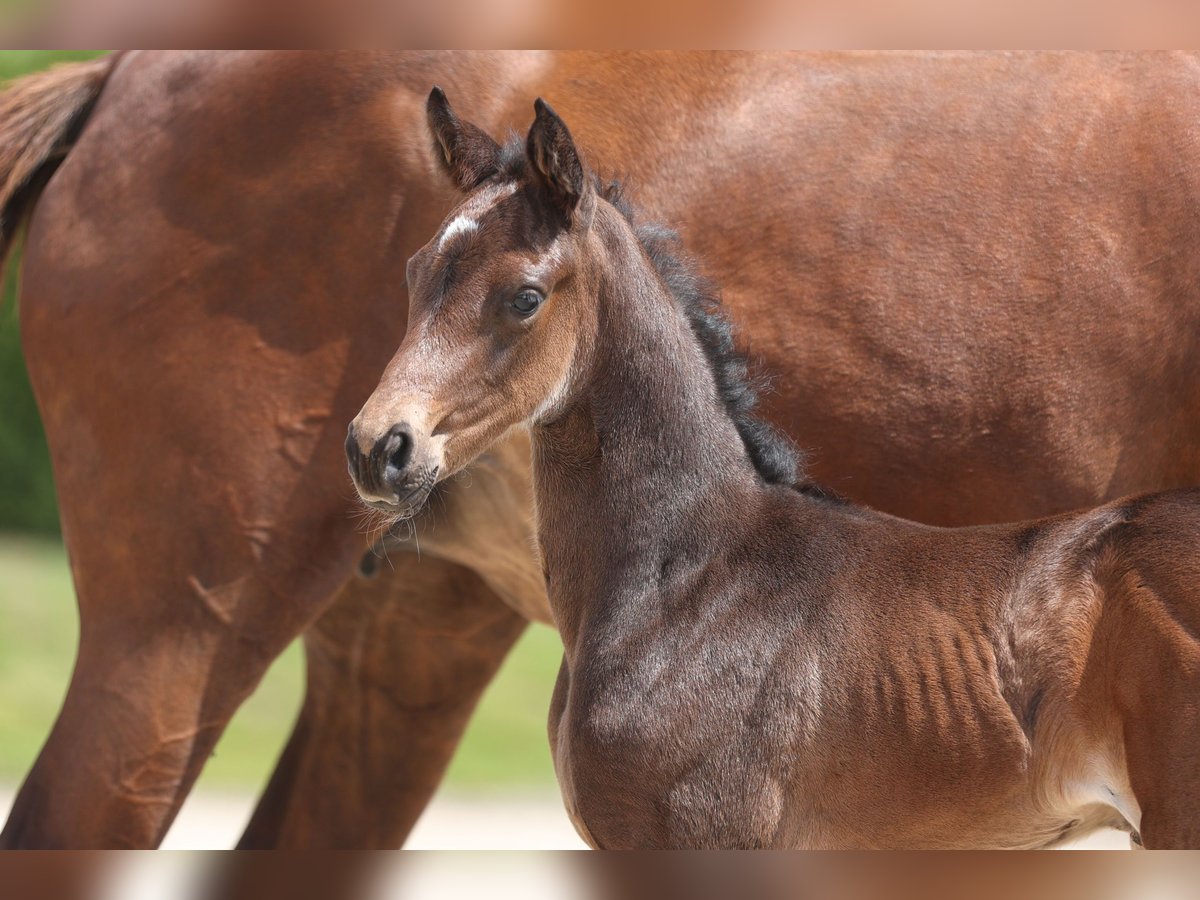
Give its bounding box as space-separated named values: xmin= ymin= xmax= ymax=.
xmin=350 ymin=90 xmax=1200 ymax=850
xmin=5 ymin=51 xmax=1200 ymax=848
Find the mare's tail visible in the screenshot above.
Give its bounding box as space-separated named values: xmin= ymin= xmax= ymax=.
xmin=0 ymin=55 xmax=116 ymax=270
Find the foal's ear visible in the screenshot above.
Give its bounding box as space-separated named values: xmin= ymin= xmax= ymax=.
xmin=426 ymin=86 xmax=501 ymax=191
xmin=526 ymin=98 xmax=589 ymax=222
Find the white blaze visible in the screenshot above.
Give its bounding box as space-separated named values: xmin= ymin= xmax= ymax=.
xmin=438 ymin=215 xmax=478 ymax=248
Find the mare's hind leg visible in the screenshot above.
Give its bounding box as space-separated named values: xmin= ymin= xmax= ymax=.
xmin=240 ymin=436 xmax=544 ymax=847
xmin=6 ymin=206 xmax=385 ymax=847
xmin=238 ymin=553 xmax=526 ymax=848
xmin=0 ymin=522 xmax=361 ymax=849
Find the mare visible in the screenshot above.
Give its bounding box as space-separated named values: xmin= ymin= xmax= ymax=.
xmin=349 ymin=90 xmax=1200 ymax=849
xmin=5 ymin=52 xmax=1200 ymax=847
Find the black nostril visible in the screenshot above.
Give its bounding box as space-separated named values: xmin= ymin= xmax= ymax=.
xmin=380 ymin=423 xmax=414 ymax=488
xmin=388 ymin=437 xmax=411 ymax=471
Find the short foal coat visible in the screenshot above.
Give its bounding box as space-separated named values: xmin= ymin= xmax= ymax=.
xmin=366 ymin=96 xmax=1200 ymax=849
xmin=537 ymin=202 xmax=1199 ymax=849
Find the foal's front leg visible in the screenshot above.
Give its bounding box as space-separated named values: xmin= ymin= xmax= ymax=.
xmin=1122 ymin=655 xmax=1200 ymax=849
xmin=1097 ymin=553 xmax=1200 ymax=849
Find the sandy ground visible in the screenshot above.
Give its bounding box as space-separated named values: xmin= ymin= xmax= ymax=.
xmin=0 ymin=780 xmax=1139 ymax=899
xmin=0 ymin=784 xmax=588 ymax=849
xmin=0 ymin=784 xmax=1128 ymax=850
xmin=158 ymin=788 xmax=591 ymax=850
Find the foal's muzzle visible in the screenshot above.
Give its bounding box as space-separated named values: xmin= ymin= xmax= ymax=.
xmin=345 ymin=421 xmax=435 ymax=514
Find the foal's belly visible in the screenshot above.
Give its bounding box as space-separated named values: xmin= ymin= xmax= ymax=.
xmin=780 ymin=675 xmax=1136 ymax=847
xmin=799 ymin=802 xmax=1129 ymax=849
xmin=790 ymin=763 xmax=1131 ymax=849
xmin=559 ymin=722 xmax=1131 ymax=849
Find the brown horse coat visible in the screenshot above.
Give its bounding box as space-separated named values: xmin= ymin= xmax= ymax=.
xmin=3 ymin=51 xmax=1200 ymax=847
xmin=353 ymin=96 xmax=1200 ymax=847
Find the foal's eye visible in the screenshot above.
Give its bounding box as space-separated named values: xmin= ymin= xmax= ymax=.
xmin=511 ymin=289 xmax=544 ymax=317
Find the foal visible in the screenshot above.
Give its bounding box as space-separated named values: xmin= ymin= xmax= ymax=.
xmin=348 ymin=89 xmax=1200 ymax=849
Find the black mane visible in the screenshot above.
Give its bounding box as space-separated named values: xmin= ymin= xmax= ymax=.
xmin=492 ymin=140 xmax=835 ymax=494
xmin=599 ymin=177 xmax=816 ymax=490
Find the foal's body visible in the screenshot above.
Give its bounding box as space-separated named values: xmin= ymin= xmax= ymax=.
xmin=548 ymin=473 xmax=1191 ymax=848
xmin=351 ymin=92 xmax=1200 ymax=848
xmin=536 ymin=207 xmax=1195 ymax=849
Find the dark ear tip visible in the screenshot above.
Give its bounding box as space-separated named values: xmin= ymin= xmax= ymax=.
xmin=428 ymin=85 xmax=449 ymax=113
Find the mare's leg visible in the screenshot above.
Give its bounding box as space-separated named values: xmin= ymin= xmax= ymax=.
xmin=0 ymin=345 xmax=371 ymax=847
xmin=0 ymin=519 xmax=359 ymax=848
xmin=240 ymin=429 xmax=544 ymax=848
xmin=239 ymin=553 xmax=526 ymax=848
xmin=4 ymin=182 xmax=378 ymax=846
xmin=2 ymin=355 xmax=534 ymax=848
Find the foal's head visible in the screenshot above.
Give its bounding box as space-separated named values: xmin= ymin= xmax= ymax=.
xmin=348 ymin=88 xmax=800 ymax=517
xmin=346 ymin=89 xmax=605 ymax=515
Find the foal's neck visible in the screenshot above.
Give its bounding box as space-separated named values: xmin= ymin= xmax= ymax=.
xmin=533 ymin=206 xmax=763 ymax=650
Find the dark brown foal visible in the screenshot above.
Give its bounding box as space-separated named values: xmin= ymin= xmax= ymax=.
xmin=350 ymin=91 xmax=1200 ymax=849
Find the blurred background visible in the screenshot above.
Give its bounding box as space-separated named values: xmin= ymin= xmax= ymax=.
xmin=0 ymin=50 xmax=573 ymax=849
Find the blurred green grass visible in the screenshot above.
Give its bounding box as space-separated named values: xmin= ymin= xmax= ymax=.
xmin=0 ymin=51 xmax=103 ymax=81
xmin=0 ymin=533 xmax=563 ymax=793
xmin=0 ymin=52 xmax=108 ymax=536
xmin=0 ymin=50 xmax=563 ymax=799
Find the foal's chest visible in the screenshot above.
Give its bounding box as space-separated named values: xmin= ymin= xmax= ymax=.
xmin=553 ymin=639 xmax=821 ymax=848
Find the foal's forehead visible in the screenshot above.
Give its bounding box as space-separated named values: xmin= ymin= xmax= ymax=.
xmin=434 ymin=181 xmax=520 ymax=252
xmin=429 ymin=177 xmax=568 ymax=269
xmin=411 ymin=178 xmax=563 ymax=305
